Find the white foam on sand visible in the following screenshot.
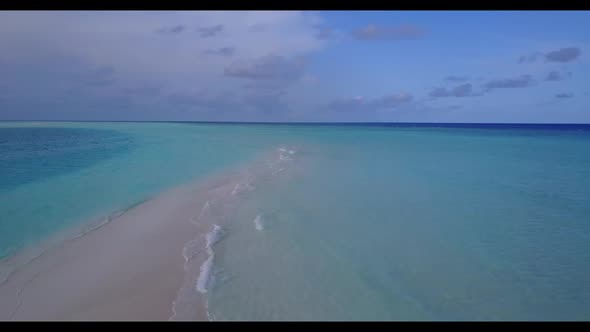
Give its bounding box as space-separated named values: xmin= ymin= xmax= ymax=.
xmin=195 ymin=253 xmax=215 ymax=294
xmin=231 ymin=179 xmax=256 ymax=196
xmin=279 ymin=154 xmax=292 ymax=161
xmin=231 ymin=183 xmax=241 ymax=196
xmin=173 ymin=145 xmax=303 ymax=320
xmin=197 ymin=224 xmax=226 ymax=294
xmin=181 ymin=238 xmax=202 ymax=263
xmin=254 ymin=214 xmax=264 ymax=231
xmin=278 ymin=146 xmax=297 ymax=161
xmin=194 ymin=201 xmax=211 ymax=223
xmin=205 ymin=225 xmax=225 ymax=252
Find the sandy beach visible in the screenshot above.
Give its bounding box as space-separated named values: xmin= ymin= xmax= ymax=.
xmin=0 ymin=144 xmax=296 ymax=321
xmin=0 ymin=173 xmax=246 ymax=321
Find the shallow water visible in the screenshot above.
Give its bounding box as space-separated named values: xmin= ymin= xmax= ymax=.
xmin=1 ymin=122 xmax=590 ymax=320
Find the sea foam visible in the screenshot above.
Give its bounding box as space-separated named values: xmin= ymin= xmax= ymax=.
xmin=196 ymin=253 xmax=215 ymax=294
xmin=205 ymin=224 xmax=225 ymax=251
xmin=254 ymin=214 xmax=264 ymax=231
xmin=196 ymin=224 xmax=225 ymax=294
xmin=231 ymin=180 xmax=256 ymax=196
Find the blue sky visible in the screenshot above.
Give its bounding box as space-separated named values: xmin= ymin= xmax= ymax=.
xmin=0 ymin=11 xmax=588 ymax=122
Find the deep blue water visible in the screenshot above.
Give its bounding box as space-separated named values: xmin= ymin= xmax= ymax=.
xmin=0 ymin=127 xmax=134 ymax=192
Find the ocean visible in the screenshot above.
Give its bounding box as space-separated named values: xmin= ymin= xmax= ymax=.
xmin=1 ymin=121 xmax=589 ymax=320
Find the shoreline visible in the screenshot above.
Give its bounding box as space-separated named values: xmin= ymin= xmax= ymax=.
xmin=0 ymin=170 xmax=248 ymax=320
xmin=0 ymin=179 xmax=210 ymax=320
xmin=0 ymin=145 xmax=297 ymax=321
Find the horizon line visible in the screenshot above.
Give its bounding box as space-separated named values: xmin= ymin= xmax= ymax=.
xmin=1 ymin=120 xmax=590 ymax=126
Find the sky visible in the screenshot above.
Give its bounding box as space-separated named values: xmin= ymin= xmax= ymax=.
xmin=0 ymin=10 xmax=588 ymax=123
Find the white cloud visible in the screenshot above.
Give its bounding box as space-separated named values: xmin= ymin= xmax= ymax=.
xmin=0 ymin=11 xmax=325 ymax=95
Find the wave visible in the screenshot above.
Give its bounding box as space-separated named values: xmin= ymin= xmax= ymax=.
xmin=272 ymin=167 xmax=286 ymax=175
xmin=231 ymin=180 xmax=256 ymax=196
xmin=278 ymin=147 xmax=296 ymax=155
xmin=181 ymin=238 xmax=202 ymax=263
xmin=278 ymin=146 xmax=297 ymax=162
xmin=267 ymin=146 xmax=297 ymax=176
xmin=171 ymin=223 xmax=228 ymax=320
xmin=254 ymin=214 xmax=264 ymax=231
xmin=191 ymin=201 xmax=211 ymax=225
xmin=172 ymin=144 xmax=301 ymax=320
xmin=231 ymin=183 xmax=241 ymax=196
xmin=196 ymin=252 xmax=215 ymax=294
xmin=205 ymin=224 xmax=226 ymax=252
xmin=196 ymin=224 xmax=226 ymax=294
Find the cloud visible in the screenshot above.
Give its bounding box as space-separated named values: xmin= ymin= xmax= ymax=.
xmin=166 ymin=90 xmax=239 ymax=110
xmin=352 ymin=24 xmax=425 ymax=41
xmin=122 ymin=85 xmax=161 ymax=96
xmin=198 ymin=24 xmax=224 ymax=38
xmin=517 ymin=48 xmax=582 ymax=64
xmin=90 ymin=66 xmax=115 ymax=77
xmin=546 ymin=71 xmax=562 ymax=81
xmin=483 ymin=74 xmax=534 ymax=90
xmin=165 ymin=88 xmax=291 ymax=118
xmin=545 ymin=70 xmax=572 ymax=82
xmin=555 ymin=93 xmax=574 ymax=99
xmin=429 ymin=88 xmax=449 ymax=98
xmin=243 ymin=90 xmax=289 ymax=113
xmin=0 ymin=12 xmax=323 ymax=84
xmin=444 ymin=75 xmax=469 ymax=82
xmin=85 ymin=79 xmax=114 ymax=88
xmin=224 ymin=55 xmax=306 ymax=81
xmin=545 ymin=47 xmax=581 ymax=63
xmin=328 ymin=96 xmax=371 ymax=112
xmin=373 ymin=93 xmax=414 ymax=108
xmin=203 ymin=47 xmax=236 ymax=57
xmin=429 ymin=83 xmax=480 ymax=98
xmin=0 ymin=11 xmax=325 ymax=120
xmin=328 ymin=92 xmax=413 ymax=112
xmin=315 ymin=27 xmax=334 ymax=40
xmin=156 ymin=25 xmax=185 ymax=34
xmin=80 ymin=66 xmax=116 ymax=87
xmin=0 ymin=55 xmax=118 ymax=101
xmin=518 ymin=52 xmax=543 ymax=63
xmin=243 ymin=80 xmax=291 ymax=91
xmin=452 ymin=83 xmax=477 ymax=97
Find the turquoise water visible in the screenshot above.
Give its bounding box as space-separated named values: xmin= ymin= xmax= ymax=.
xmin=1 ymin=122 xmax=590 ymax=320
xmin=208 ymin=125 xmax=590 ymax=320
xmin=0 ymin=122 xmax=276 ymax=259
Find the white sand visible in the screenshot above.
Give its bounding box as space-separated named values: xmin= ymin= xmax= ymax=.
xmin=0 ymin=174 xmax=243 ymax=321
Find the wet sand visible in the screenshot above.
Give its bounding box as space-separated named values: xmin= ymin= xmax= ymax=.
xmin=0 ymin=146 xmax=294 ymax=321
xmin=0 ymin=175 xmax=241 ymax=321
